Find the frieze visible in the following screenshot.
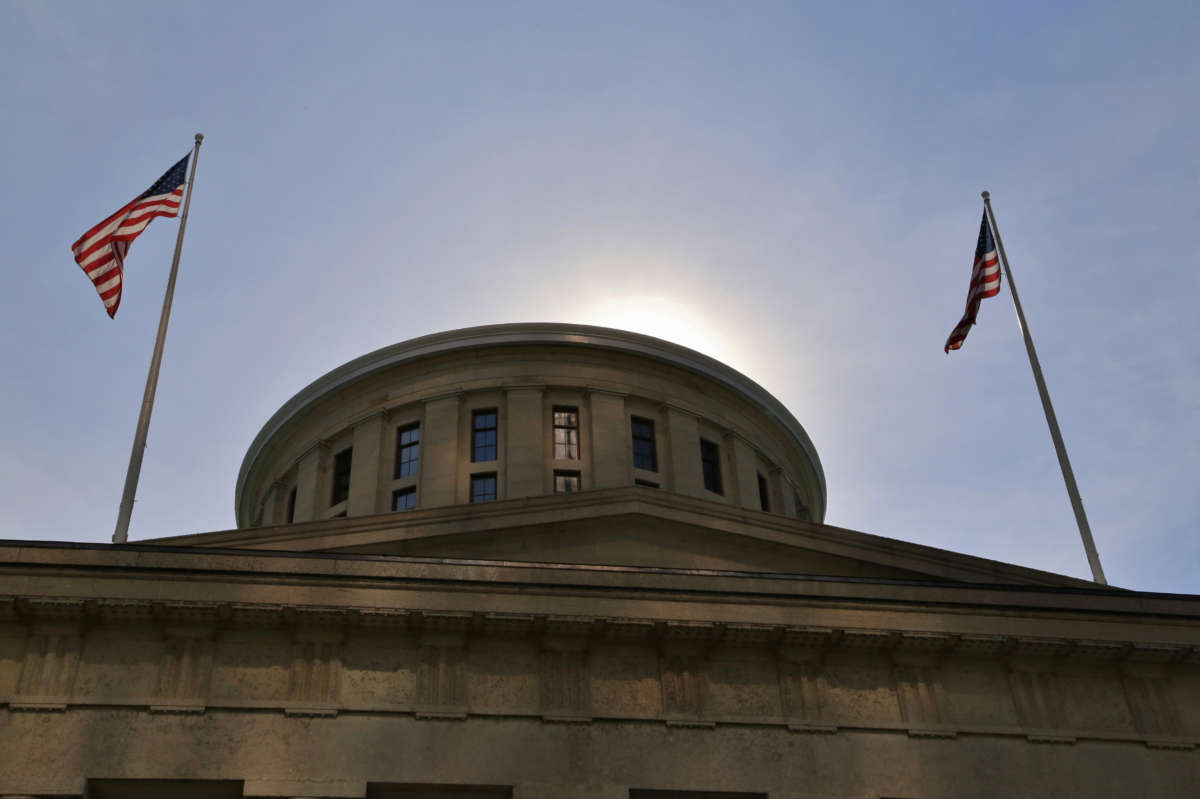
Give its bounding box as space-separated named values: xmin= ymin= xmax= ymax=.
xmin=2 ymin=594 xmax=1198 ymax=670
xmin=0 ymin=593 xmax=1197 ymax=751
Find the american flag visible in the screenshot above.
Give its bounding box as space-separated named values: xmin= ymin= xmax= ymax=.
xmin=71 ymin=154 xmax=190 ymax=318
xmin=944 ymin=210 xmax=1001 ymax=352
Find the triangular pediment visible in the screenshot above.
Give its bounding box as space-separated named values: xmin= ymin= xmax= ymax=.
xmin=323 ymin=513 xmax=938 ymax=580
xmin=148 ymin=487 xmax=1091 ymax=587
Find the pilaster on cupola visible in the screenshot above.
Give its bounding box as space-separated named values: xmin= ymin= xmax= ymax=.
xmin=346 ymin=410 xmax=387 ymax=516
xmin=505 ymin=386 xmax=545 ymax=498
xmin=587 ymin=389 xmax=629 ymax=489
xmin=420 ymin=393 xmax=462 ymax=508
xmin=664 ymin=404 xmax=702 ymax=498
xmin=775 ymin=468 xmax=798 ymax=516
xmin=291 ymin=442 xmax=325 ymax=523
xmin=257 ymin=480 xmax=282 ymax=527
xmin=729 ymin=431 xmax=760 ymax=510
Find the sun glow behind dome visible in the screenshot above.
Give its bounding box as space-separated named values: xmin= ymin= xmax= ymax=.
xmin=577 ymin=292 xmax=747 ymax=378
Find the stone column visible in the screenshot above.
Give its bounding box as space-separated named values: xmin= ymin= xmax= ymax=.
xmin=664 ymin=405 xmax=702 ymax=498
xmin=347 ymin=411 xmax=386 ymax=516
xmin=420 ymin=394 xmax=461 ymax=508
xmin=588 ymin=390 xmax=629 ymax=489
xmin=291 ymin=444 xmax=324 ymax=522
xmin=505 ymin=387 xmax=545 ymax=498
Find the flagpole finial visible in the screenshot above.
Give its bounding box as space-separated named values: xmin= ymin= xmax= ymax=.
xmin=194 ymin=133 xmax=204 ymax=144
xmin=981 ymin=190 xmax=990 ymax=200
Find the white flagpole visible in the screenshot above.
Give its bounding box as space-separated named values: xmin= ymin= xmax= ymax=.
xmin=981 ymin=190 xmax=1107 ymax=585
xmin=113 ymin=133 xmax=204 ymax=544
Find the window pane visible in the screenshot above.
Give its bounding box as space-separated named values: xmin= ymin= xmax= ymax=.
xmin=552 ymin=406 xmax=579 ymax=460
xmin=631 ymin=417 xmax=657 ymax=471
xmin=700 ymin=439 xmax=722 ymax=494
xmin=471 ymin=474 xmax=497 ymax=503
xmin=395 ymin=424 xmax=420 ymax=478
xmin=554 ymin=471 xmax=580 ymax=493
xmin=472 ymin=410 xmax=498 ymax=462
xmin=331 ymin=447 xmax=353 ymax=506
xmin=392 ymin=487 xmax=417 ymax=511
xmin=757 ymin=473 xmax=770 ymax=511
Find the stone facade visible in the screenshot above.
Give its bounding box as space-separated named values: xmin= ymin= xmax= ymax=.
xmin=1 ymin=325 xmax=1197 ymax=798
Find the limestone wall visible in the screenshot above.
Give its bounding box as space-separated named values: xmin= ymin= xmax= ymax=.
xmin=1 ymin=598 xmax=1197 ymax=798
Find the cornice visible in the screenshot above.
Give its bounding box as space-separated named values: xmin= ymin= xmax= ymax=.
xmin=147 ymin=486 xmax=1103 ymax=589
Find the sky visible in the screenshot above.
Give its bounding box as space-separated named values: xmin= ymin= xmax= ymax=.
xmin=1 ymin=1 xmax=1196 ymax=592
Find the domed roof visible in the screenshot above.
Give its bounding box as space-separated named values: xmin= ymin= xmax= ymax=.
xmin=236 ymin=323 xmax=826 ymax=524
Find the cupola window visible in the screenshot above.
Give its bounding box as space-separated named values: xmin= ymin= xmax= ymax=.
xmin=472 ymin=409 xmax=498 ymax=462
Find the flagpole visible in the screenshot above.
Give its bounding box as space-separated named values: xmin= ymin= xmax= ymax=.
xmin=981 ymin=190 xmax=1107 ymax=585
xmin=112 ymin=133 xmax=204 ymax=544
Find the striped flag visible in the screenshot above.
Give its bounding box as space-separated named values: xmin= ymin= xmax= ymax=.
xmin=71 ymin=155 xmax=190 ymax=318
xmin=944 ymin=211 xmax=1001 ymax=352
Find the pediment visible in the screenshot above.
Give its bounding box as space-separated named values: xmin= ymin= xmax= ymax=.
xmin=150 ymin=488 xmax=1090 ymax=587
xmin=323 ymin=513 xmax=938 ymax=580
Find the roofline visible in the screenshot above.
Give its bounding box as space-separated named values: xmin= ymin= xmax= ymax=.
xmin=235 ymin=323 xmax=826 ymax=525
xmin=8 ymin=540 xmax=1200 ymax=615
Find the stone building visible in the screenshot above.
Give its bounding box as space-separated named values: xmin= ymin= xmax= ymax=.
xmin=1 ymin=323 xmax=1197 ymax=799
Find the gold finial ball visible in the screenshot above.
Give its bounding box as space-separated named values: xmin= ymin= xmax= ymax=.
xmin=195 ymin=133 xmax=205 ymax=143
xmin=981 ymin=190 xmax=990 ymax=199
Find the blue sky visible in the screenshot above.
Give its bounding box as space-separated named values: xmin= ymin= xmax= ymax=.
xmin=2 ymin=1 xmax=1196 ymax=591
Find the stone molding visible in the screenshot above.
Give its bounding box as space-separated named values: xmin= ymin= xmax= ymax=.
xmin=3 ymin=595 xmax=1199 ymax=665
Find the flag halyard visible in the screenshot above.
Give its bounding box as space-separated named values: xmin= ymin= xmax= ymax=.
xmin=71 ymin=154 xmax=190 ymax=318
xmin=944 ymin=210 xmax=1001 ymax=352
